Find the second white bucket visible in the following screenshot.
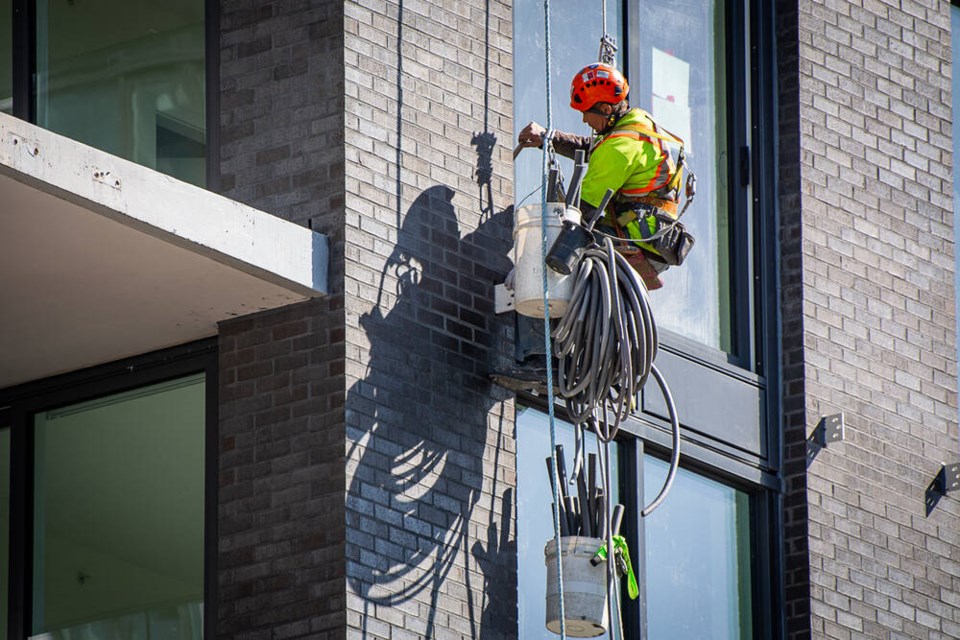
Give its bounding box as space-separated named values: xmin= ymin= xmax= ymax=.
xmin=544 ymin=536 xmax=609 ymax=638
xmin=513 ymin=203 xmax=578 ymax=318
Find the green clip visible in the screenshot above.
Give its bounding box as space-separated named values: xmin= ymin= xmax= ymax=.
xmin=591 ymin=535 xmax=639 ymax=600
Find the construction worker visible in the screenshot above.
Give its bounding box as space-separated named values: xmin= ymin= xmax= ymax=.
xmin=516 ymin=62 xmax=694 ymax=289
xmin=491 ymin=62 xmax=694 ymax=393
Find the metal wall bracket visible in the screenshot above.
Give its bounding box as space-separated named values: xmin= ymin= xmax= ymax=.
xmin=926 ymin=462 xmax=960 ymax=516
xmin=938 ymin=463 xmax=960 ymax=494
xmin=806 ymin=413 xmax=845 ymax=467
xmin=494 ymin=283 xmax=514 ymax=314
xmin=816 ymin=413 xmax=844 ymax=447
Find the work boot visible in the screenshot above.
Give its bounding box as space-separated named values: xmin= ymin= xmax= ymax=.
xmin=489 ymin=357 xmax=561 ymax=395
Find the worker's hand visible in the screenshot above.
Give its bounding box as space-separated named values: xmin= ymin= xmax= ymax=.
xmin=518 ymin=121 xmax=547 ymax=149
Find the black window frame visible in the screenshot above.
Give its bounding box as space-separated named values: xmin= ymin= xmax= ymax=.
xmin=618 ymin=0 xmax=781 ymax=477
xmin=0 ymin=339 xmax=218 ymax=640
xmin=8 ymin=0 xmax=220 ymax=191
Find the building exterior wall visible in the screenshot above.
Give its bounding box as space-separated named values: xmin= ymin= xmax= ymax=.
xmin=7 ymin=0 xmax=960 ymax=636
xmin=215 ymin=0 xmax=517 ymax=637
xmin=341 ymin=1 xmax=517 ymax=637
xmin=777 ymin=0 xmax=809 ymax=636
xmin=217 ymin=1 xmax=349 ymax=638
xmin=219 ymin=298 xmax=347 ymax=638
xmin=219 ymin=0 xmax=346 ymax=284
xmin=784 ymin=1 xmax=960 ymax=638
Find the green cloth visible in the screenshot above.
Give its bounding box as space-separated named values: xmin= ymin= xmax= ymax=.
xmin=592 ymin=535 xmax=639 ymax=600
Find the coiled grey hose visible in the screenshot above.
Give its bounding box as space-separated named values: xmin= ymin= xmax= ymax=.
xmin=552 ymin=236 xmax=680 ymax=517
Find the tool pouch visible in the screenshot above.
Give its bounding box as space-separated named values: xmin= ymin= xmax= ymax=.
xmin=649 ymin=218 xmax=695 ymax=267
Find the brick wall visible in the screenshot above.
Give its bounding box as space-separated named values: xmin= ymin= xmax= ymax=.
xmin=219 ymin=0 xmax=346 ymax=285
xmin=218 ymin=2 xmax=348 ymax=638
xmin=219 ymin=298 xmax=346 ymax=638
xmin=785 ymin=1 xmax=960 ymax=637
xmin=777 ymin=0 xmax=810 ymax=636
xmin=342 ymin=0 xmax=517 ymax=637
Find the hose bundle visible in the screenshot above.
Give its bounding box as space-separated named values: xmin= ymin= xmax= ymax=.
xmin=554 ymin=238 xmax=654 ymax=436
xmin=552 ymin=236 xmax=680 ymax=517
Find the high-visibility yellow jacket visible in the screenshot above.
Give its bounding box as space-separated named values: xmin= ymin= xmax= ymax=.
xmin=580 ymin=108 xmax=685 ymax=252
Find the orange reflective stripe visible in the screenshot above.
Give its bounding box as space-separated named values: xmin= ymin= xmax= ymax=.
xmin=612 ymin=119 xmax=683 ymax=145
xmin=593 ymin=131 xmax=647 ymax=147
xmin=593 ymin=130 xmax=672 ymax=194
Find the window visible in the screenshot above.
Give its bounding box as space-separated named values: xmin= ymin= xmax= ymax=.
xmin=1 ymin=344 xmax=214 ymax=640
xmin=29 ymin=375 xmax=206 ymax=639
xmin=513 ymin=0 xmax=623 ymax=210
xmin=514 ymin=0 xmax=748 ymax=359
xmin=517 ymin=409 xmax=756 ymax=637
xmin=644 ymin=456 xmax=753 ymax=639
xmin=632 ymin=0 xmax=735 ymax=353
xmin=513 ymin=0 xmax=777 ymax=635
xmin=0 ymin=427 xmax=8 ymax=640
xmin=1 ymin=0 xmax=10 ymax=114
xmin=32 ymin=0 xmax=206 ymax=186
xmin=516 ymin=408 xmax=620 ymax=638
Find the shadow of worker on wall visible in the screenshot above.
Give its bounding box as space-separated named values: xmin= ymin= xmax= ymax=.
xmin=346 ymin=185 xmax=516 ymax=638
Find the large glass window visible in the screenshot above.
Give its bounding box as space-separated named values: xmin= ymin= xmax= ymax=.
xmin=635 ymin=0 xmax=733 ymax=352
xmin=517 ymin=408 xmax=620 ymax=638
xmin=514 ymin=0 xmax=741 ymax=356
xmin=510 ymin=0 xmax=623 ymax=206
xmin=644 ymin=457 xmax=753 ymax=638
xmin=513 ymin=0 xmax=623 ymax=207
xmin=1 ymin=0 xmax=11 ymax=114
xmin=0 ymin=427 xmax=8 ymax=640
xmin=30 ymin=375 xmax=205 ymax=640
xmin=35 ymin=0 xmax=206 ymax=185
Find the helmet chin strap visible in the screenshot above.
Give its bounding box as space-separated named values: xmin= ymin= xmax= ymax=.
xmin=600 ymin=102 xmax=629 ymax=133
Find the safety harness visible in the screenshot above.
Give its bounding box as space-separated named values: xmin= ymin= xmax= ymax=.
xmin=592 ymin=111 xmax=697 ymax=274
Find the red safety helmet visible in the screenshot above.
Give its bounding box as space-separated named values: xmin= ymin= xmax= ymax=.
xmin=569 ymin=63 xmax=629 ymax=112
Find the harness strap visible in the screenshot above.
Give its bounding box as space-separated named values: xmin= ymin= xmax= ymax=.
xmin=594 ymin=114 xmax=686 ymax=199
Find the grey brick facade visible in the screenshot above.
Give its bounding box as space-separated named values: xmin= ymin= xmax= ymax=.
xmin=341 ymin=1 xmax=515 ymax=637
xmin=209 ymin=0 xmax=960 ymax=637
xmin=216 ymin=0 xmax=516 ymax=637
xmin=219 ymin=298 xmax=347 ymax=638
xmin=217 ymin=1 xmax=351 ymax=637
xmin=782 ymin=1 xmax=960 ymax=638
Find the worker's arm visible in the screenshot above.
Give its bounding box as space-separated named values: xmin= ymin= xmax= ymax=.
xmin=517 ymin=121 xmax=591 ymax=159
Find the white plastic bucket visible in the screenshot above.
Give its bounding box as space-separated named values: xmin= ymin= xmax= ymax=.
xmin=544 ymin=536 xmax=608 ymax=637
xmin=513 ymin=204 xmax=578 ymax=318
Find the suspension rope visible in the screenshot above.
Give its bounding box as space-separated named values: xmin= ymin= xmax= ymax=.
xmin=598 ymin=0 xmax=617 ymax=65
xmin=539 ymin=0 xmax=567 ymax=638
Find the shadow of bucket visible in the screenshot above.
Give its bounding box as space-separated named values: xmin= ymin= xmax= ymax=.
xmin=544 ymin=536 xmax=608 ymax=637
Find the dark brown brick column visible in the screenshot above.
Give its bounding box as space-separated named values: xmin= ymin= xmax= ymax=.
xmin=217 ymin=1 xmax=347 ymax=637
xmin=219 ymin=298 xmax=346 ymax=638
xmin=777 ymin=1 xmax=811 ymax=637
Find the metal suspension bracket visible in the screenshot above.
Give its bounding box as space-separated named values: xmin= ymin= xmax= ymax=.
xmin=598 ymin=33 xmax=617 ymax=65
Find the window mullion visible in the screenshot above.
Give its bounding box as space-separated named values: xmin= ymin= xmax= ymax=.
xmin=8 ymin=406 xmax=31 ymax=640
xmin=620 ymin=437 xmax=646 ymax=638
xmin=11 ymin=0 xmax=34 ymax=121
